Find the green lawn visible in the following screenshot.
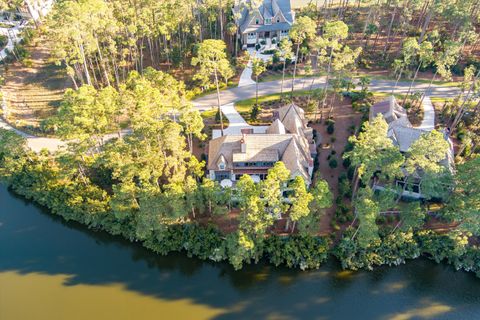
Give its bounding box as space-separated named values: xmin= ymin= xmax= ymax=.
xmin=188 ymin=81 xmax=238 ymax=99
xmin=235 ymin=90 xmax=314 ymax=112
xmin=355 ymin=74 xmax=461 ymax=87
xmin=201 ymin=108 xmax=230 ymax=127
xmin=259 ymin=71 xmax=325 ymax=83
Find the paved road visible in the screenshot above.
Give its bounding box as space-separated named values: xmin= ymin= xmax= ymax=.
xmin=193 ymin=76 xmax=461 ymax=110
xmin=0 ymin=76 xmax=461 ymax=152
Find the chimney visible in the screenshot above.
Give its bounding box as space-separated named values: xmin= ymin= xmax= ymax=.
xmin=240 ymin=133 xmax=246 ymax=153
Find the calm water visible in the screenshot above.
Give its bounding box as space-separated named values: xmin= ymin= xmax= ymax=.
xmin=1 ymin=185 xmax=480 ymax=320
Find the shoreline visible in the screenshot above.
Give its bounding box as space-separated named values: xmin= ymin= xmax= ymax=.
xmin=3 ymin=181 xmax=480 ymax=276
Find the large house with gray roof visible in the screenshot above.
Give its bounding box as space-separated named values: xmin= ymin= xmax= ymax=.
xmin=233 ymin=0 xmax=295 ymax=48
xmin=207 ymin=104 xmax=316 ymax=186
xmin=370 ymin=96 xmax=454 ymax=199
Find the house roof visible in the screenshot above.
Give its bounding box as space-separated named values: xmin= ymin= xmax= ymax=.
xmin=233 ymin=147 xmax=280 ymax=162
xmin=266 ymin=119 xmax=286 ymax=134
xmin=208 ymin=134 xmax=293 ymax=171
xmin=371 ymin=96 xmax=455 ymax=176
xmin=390 ymin=126 xmax=427 ymax=152
xmin=207 ymin=103 xmax=314 ymax=183
xmin=234 ymin=0 xmax=294 ymax=33
xmin=244 ymin=22 xmax=292 ymax=33
xmin=370 ymin=95 xmax=407 ymax=124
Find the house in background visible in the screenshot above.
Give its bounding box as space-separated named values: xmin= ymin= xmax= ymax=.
xmin=1 ymin=0 xmax=54 ymax=23
xmin=233 ymin=0 xmax=295 ymax=49
xmin=370 ymin=96 xmax=454 ymax=199
xmin=207 ymin=104 xmax=316 ymax=186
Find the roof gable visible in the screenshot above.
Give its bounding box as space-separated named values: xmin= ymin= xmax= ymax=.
xmin=234 ymin=0 xmax=294 ymax=33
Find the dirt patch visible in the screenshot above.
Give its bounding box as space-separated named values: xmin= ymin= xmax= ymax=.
xmin=406 ymin=102 xmax=424 ymax=126
xmin=310 ymin=98 xmax=363 ymax=235
xmin=1 ymin=35 xmax=72 ymax=134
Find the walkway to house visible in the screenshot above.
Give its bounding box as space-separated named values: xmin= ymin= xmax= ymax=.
xmin=418 ymin=96 xmax=435 ymax=130
xmin=238 ymin=47 xmax=276 ymax=87
xmin=238 ymin=60 xmax=256 ymax=87
xmin=211 ymin=103 xmax=268 ymax=138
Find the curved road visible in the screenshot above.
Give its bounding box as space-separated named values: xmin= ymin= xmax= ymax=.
xmin=1 ymin=76 xmax=460 ymax=152
xmin=192 ymin=76 xmax=460 ymax=109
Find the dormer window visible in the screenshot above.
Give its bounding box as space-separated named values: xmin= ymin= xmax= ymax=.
xmin=255 ymin=19 xmax=259 ymax=24
xmin=219 ymin=162 xmax=225 ymax=170
xmin=276 ymin=17 xmax=280 ymax=23
xmin=265 ymin=18 xmax=271 ymax=25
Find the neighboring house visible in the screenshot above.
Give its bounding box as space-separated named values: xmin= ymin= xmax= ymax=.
xmin=207 ymin=104 xmax=316 ymax=186
xmin=371 ymin=96 xmax=454 ymax=199
xmin=1 ymin=0 xmax=54 ymax=22
xmin=233 ymin=0 xmax=295 ymax=48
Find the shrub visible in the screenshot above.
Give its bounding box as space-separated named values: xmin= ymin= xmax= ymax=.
xmin=262 ymin=49 xmax=277 ymax=55
xmin=342 ymin=157 xmax=351 ymax=168
xmin=255 ymin=43 xmax=261 ymax=51
xmin=264 ymin=235 xmax=330 ymax=270
xmin=250 ymin=104 xmax=261 ymax=120
xmin=0 ymin=35 xmax=7 ymax=48
xmin=338 ymin=175 xmax=351 ymax=198
xmin=329 ymin=158 xmax=338 ymax=168
xmin=347 ymin=166 xmax=355 ymax=180
xmin=272 ymin=52 xmax=280 ymax=64
xmin=326 ymin=119 xmax=335 ymax=134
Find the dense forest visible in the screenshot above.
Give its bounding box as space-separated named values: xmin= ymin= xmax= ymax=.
xmin=36 ymin=0 xmax=480 ymax=89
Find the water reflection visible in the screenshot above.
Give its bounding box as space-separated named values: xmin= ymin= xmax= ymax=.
xmin=1 ymin=185 xmax=480 ymax=320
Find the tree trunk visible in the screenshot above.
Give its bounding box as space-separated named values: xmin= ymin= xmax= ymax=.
xmin=450 ymin=70 xmax=480 ymax=133
xmin=214 ymin=68 xmax=224 ymax=136
xmin=219 ymin=0 xmax=224 ymax=40
xmin=402 ymin=62 xmax=422 ymax=106
xmin=78 ymin=43 xmax=92 ymax=86
xmin=322 ymin=48 xmax=334 ymax=107
xmin=418 ymin=6 xmax=434 ymax=44
xmin=291 ymin=43 xmax=301 ymax=93
xmin=419 ymin=69 xmax=438 ymax=106
xmin=95 ymin=37 xmax=111 ymax=87
xmin=391 ymin=66 xmax=404 ymax=94
xmin=255 ymin=76 xmax=259 ymax=105
xmin=382 ymin=5 xmax=398 ymax=56
xmin=281 ymin=59 xmax=286 ymax=98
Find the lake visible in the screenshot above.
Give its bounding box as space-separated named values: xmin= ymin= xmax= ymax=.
xmin=1 ymin=185 xmax=480 ymax=320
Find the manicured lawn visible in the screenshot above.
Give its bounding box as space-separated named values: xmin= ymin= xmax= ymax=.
xmin=201 ymin=108 xmax=229 ymax=127
xmin=235 ymin=90 xmax=313 ymax=111
xmin=356 ymin=73 xmax=461 ymax=87
xmin=259 ymin=71 xmax=325 ymax=83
